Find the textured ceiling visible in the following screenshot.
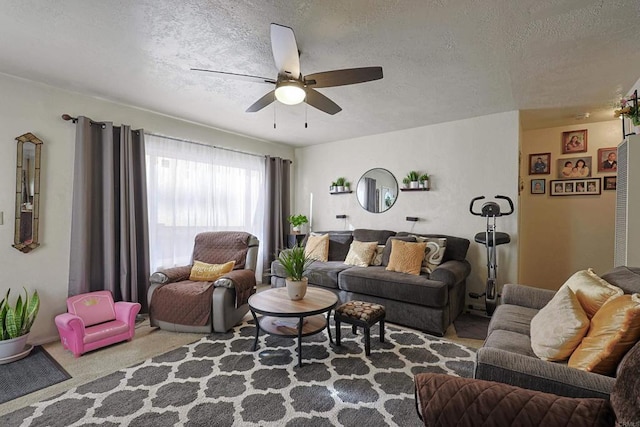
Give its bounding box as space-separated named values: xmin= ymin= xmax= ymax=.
xmin=1 ymin=0 xmax=639 ymax=146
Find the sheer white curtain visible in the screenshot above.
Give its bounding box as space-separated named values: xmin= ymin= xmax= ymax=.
xmin=145 ymin=134 xmax=265 ymax=279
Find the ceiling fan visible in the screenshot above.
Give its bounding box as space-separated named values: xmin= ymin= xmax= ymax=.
xmin=191 ymin=23 xmax=383 ymax=115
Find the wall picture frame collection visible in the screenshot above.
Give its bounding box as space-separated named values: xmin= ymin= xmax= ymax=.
xmin=550 ymin=178 xmax=601 ymax=196
xmin=528 ymin=129 xmax=615 ymax=196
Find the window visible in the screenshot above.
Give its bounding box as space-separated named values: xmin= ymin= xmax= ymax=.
xmin=145 ymin=134 xmax=265 ymax=276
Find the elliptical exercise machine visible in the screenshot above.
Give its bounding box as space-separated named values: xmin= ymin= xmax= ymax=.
xmin=469 ymin=195 xmax=514 ymax=316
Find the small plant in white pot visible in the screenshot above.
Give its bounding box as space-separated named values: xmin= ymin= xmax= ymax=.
xmin=335 ymin=177 xmax=346 ymax=192
xmin=277 ymin=245 xmax=315 ymax=300
xmin=288 ymin=214 xmax=309 ymax=234
xmin=0 ymin=287 xmax=40 ymax=362
xmin=406 ymin=171 xmax=420 ymax=188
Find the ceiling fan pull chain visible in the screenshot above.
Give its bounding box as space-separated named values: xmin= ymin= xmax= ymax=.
xmin=305 ymin=103 xmax=308 ymax=128
xmin=274 ymin=104 xmax=277 ymax=129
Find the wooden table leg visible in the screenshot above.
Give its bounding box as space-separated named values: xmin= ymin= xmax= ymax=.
xmin=326 ymin=310 xmax=333 ymax=344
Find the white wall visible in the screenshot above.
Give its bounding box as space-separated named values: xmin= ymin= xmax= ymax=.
xmin=519 ymin=120 xmax=622 ymax=289
xmin=294 ymin=111 xmax=520 ymax=310
xmin=0 ymin=73 xmax=294 ymax=344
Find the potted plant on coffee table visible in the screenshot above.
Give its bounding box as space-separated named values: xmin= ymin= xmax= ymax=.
xmin=277 ymin=245 xmax=315 ymax=300
xmin=0 ymin=287 xmax=40 ymax=363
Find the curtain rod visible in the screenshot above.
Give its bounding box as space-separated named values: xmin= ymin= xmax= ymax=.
xmin=62 ymin=114 xmax=281 ymax=161
xmin=144 ymin=132 xmax=267 ymax=159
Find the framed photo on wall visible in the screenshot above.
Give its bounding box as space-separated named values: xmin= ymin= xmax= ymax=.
xmin=529 ymin=153 xmax=550 ymax=175
xmin=556 ymin=156 xmax=592 ymax=179
xmin=604 ymin=176 xmax=617 ymax=190
xmin=550 ymin=178 xmax=601 ymax=196
xmin=561 ymin=129 xmax=588 ymax=154
xmin=531 ymin=179 xmax=545 ymax=194
xmin=597 ymin=147 xmax=618 ymax=172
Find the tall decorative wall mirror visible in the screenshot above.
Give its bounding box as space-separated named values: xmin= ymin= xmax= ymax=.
xmin=13 ymin=132 xmax=43 ymax=253
xmin=356 ymin=168 xmax=398 ymax=213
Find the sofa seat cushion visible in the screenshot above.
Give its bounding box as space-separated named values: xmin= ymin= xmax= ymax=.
xmin=487 ymin=304 xmax=538 ymax=336
xmin=83 ymin=320 xmax=129 ymax=344
xmin=338 ymin=266 xmax=448 ymax=307
xmin=484 ymin=329 xmax=536 ymax=358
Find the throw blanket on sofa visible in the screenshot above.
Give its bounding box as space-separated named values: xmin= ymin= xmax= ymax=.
xmin=218 ymin=269 xmax=257 ymax=308
xmin=151 ymin=281 xmax=215 ymax=326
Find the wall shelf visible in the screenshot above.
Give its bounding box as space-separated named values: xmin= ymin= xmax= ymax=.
xmin=400 ymin=188 xmax=430 ymax=192
xmin=329 ymin=191 xmax=353 ymax=195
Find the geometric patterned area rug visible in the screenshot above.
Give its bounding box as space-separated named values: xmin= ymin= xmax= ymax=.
xmin=1 ymin=321 xmax=476 ymax=427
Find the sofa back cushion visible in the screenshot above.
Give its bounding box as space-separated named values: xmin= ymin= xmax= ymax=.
xmin=396 ymin=232 xmax=470 ymax=262
xmin=353 ymin=229 xmax=396 ymax=245
xmin=302 ymin=231 xmax=353 ymax=261
xmin=67 ymin=290 xmax=116 ymax=327
xmin=601 ymin=266 xmax=640 ymax=295
xmin=611 ymin=339 xmax=640 ymax=424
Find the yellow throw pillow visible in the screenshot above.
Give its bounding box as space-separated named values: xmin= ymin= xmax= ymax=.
xmin=189 ymin=260 xmax=235 ymax=282
xmin=344 ymin=241 xmax=378 ymax=267
xmin=305 ymin=233 xmax=329 ymax=262
xmin=560 ymin=268 xmax=623 ymax=318
xmin=530 ymin=286 xmax=590 ymax=361
xmin=568 ymin=294 xmax=640 ymax=375
xmin=385 ymin=240 xmax=427 ymax=275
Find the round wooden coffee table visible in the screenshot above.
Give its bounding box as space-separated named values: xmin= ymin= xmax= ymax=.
xmin=248 ymin=287 xmax=338 ymax=367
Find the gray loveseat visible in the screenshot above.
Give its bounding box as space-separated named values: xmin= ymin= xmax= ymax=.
xmin=475 ymin=266 xmax=640 ymax=399
xmin=270 ymin=229 xmax=471 ymax=336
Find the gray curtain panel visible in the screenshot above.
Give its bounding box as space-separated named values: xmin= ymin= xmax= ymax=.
xmin=262 ymin=156 xmax=291 ymax=281
xmin=365 ymin=177 xmax=377 ymax=212
xmin=68 ymin=116 xmax=150 ymax=310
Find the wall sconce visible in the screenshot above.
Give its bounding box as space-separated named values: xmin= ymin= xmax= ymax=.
xmin=406 ymin=217 xmax=419 ymax=222
xmin=336 ymin=214 xmax=347 ymax=219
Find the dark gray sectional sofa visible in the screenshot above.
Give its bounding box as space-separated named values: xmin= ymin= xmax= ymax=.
xmin=475 ymin=266 xmax=640 ymax=399
xmin=270 ymin=229 xmax=471 ymax=336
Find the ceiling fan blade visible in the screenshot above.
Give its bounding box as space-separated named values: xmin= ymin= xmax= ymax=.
xmin=270 ymin=23 xmax=300 ymax=78
xmin=246 ymin=90 xmax=276 ymax=113
xmin=305 ymin=88 xmax=342 ymax=115
xmin=304 ymin=66 xmax=383 ymax=88
xmin=191 ymin=68 xmax=276 ymax=85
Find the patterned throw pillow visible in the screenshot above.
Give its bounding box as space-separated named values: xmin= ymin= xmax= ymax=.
xmin=371 ymin=245 xmax=385 ymax=266
xmin=411 ymin=235 xmax=447 ymax=274
xmin=344 ymin=241 xmax=378 ymax=267
xmin=560 ymin=268 xmax=623 ymax=318
xmin=189 ymin=260 xmax=235 ymax=281
xmin=530 ymin=286 xmax=590 ymax=361
xmin=385 ymin=240 xmax=427 ymax=275
xmin=569 ymin=294 xmax=640 ymax=375
xmin=305 ymin=233 xmax=329 ymax=262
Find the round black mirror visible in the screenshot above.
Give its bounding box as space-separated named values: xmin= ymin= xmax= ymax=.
xmin=356 ymin=168 xmax=398 ymax=213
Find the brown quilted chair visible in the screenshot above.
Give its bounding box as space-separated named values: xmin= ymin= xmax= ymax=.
xmin=148 ymin=231 xmax=259 ymax=333
xmin=414 ymin=339 xmax=640 ymax=427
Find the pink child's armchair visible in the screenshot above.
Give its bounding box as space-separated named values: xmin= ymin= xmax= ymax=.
xmin=54 ymin=290 xmax=141 ymax=358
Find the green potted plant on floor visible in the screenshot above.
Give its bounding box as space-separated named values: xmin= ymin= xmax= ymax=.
xmin=288 ymin=214 xmax=309 ymax=234
xmin=0 ymin=287 xmax=40 ymax=362
xmin=278 ymin=245 xmax=315 ymax=300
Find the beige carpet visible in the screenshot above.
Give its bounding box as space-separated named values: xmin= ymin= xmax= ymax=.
xmin=0 ymin=312 xmax=482 ymax=417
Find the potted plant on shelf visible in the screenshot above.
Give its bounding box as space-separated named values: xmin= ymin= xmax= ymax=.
xmin=419 ymin=173 xmax=430 ymax=189
xmin=288 ymin=214 xmax=309 ymax=234
xmin=335 ymin=177 xmax=346 ymax=192
xmin=0 ymin=287 xmax=40 ymax=362
xmin=330 ymin=181 xmax=337 ymax=193
xmin=402 ymin=177 xmax=410 ymax=189
xmin=406 ymin=171 xmax=420 ymax=189
xmin=277 ymin=245 xmax=315 ymax=300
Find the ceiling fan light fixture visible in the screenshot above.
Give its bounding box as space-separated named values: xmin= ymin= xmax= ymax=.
xmin=275 ymin=80 xmax=306 ymax=105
